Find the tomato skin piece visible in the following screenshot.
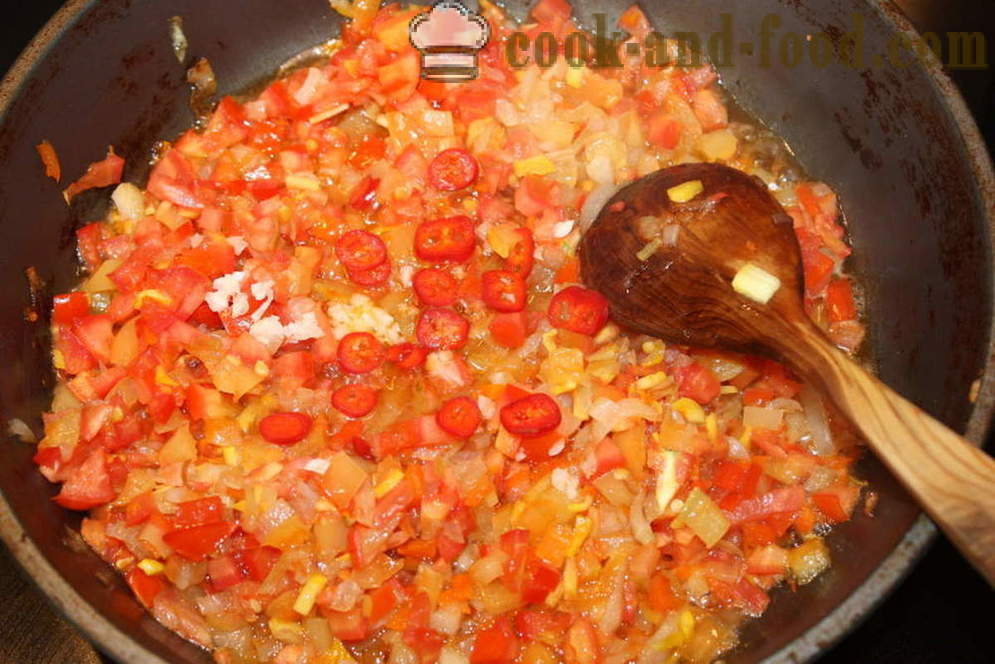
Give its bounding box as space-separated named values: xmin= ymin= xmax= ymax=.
xmin=500 ymin=393 xmax=562 ymax=437
xmin=347 ymin=259 xmax=391 ymax=287
xmin=336 ymin=229 xmax=388 ymax=272
xmin=416 ymin=308 xmax=470 ymax=350
xmin=414 ymin=216 xmax=476 ymax=263
xmin=481 ymin=270 xmax=527 ymax=313
xmin=332 ymin=384 xmax=379 ymax=418
xmin=428 ymin=148 xmax=479 ymax=191
xmin=470 ymin=617 xmax=520 ymax=664
xmin=826 ymin=277 xmax=857 ymax=323
xmin=436 ymin=396 xmax=482 ymax=438
xmin=547 ymin=286 xmax=610 ymax=336
xmin=337 ymin=332 xmax=386 ymax=374
xmin=387 ymin=342 xmax=428 ymax=369
xmin=52 ymin=292 xmax=90 ymax=325
xmin=506 ymin=228 xmax=535 ymax=276
xmin=413 ymin=268 xmax=458 ymax=306
xmin=258 ymin=411 xmax=313 ymax=446
xmin=163 ymin=522 xmax=237 ymax=561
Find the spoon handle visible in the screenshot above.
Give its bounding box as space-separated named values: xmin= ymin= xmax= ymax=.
xmin=785 ymin=324 xmax=995 ymax=586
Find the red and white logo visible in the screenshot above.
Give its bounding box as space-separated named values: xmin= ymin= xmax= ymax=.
xmin=410 ymin=1 xmax=490 ymax=82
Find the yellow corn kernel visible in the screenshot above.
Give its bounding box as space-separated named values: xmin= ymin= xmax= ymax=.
xmin=563 ymin=557 xmax=578 ymax=599
xmin=222 ymin=446 xmax=240 ymax=466
xmin=52 ymin=349 xmax=66 ymax=370
xmin=155 ymin=366 xmax=179 ymax=387
xmin=335 ymin=552 xmax=353 ymax=565
xmin=567 ymin=516 xmax=593 ymax=556
xmin=137 ymin=559 xmax=164 ymax=576
xmin=587 ymin=359 xmax=620 ymax=385
xmin=110 ymin=407 xmax=124 ymax=422
xmin=641 ymin=351 xmax=665 ymax=367
xmin=135 ymin=289 xmax=173 ymax=308
xmin=679 ymin=609 xmax=695 ymax=639
xmin=705 ymin=413 xmax=718 ymax=442
xmin=268 ymin=617 xmax=305 ymax=643
xmin=581 ymin=179 xmax=595 ymax=192
xmin=739 ymin=425 xmax=753 ymax=447
xmin=285 ymin=173 xmax=321 ymax=191
xmin=542 ymin=329 xmax=558 ymax=352
xmin=672 ymin=397 xmax=705 ymax=424
xmin=565 ymin=65 xmax=586 ymax=88
xmin=374 ymin=468 xmax=405 ymax=498
xmin=511 ymin=500 xmax=527 ymax=523
xmin=327 ymin=638 xmax=358 ymax=664
xmin=513 ymin=155 xmax=556 ymax=177
xmin=720 ymin=385 xmax=739 ymax=395
xmin=232 ymin=500 xmax=247 ymax=512
xmin=115 ymin=556 xmax=135 ymax=570
xmin=636 ymin=371 xmax=669 ymax=391
xmin=293 ymin=573 xmax=329 ymax=616
xmin=667 ymin=179 xmax=704 ymax=203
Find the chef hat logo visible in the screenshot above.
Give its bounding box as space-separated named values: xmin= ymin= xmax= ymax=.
xmin=410 ymin=1 xmax=490 ymax=82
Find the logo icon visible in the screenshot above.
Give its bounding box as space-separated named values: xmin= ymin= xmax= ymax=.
xmin=410 ymin=1 xmax=490 ymax=82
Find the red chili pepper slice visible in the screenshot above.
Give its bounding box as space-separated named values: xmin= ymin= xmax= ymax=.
xmin=436 ymin=396 xmax=482 ymax=438
xmin=547 ymin=285 xmax=610 ymax=336
xmin=387 ymin=343 xmax=428 ymax=369
xmin=428 ymin=148 xmax=479 ymax=191
xmin=347 ymin=259 xmax=392 ymax=287
xmin=414 ymin=216 xmax=476 ymax=263
xmin=332 ymin=384 xmax=379 ymax=418
xmin=413 ymin=268 xmax=458 ymax=306
xmin=336 ymin=229 xmax=387 ymax=272
xmin=481 ymin=270 xmax=527 ymax=313
xmin=337 ymin=332 xmax=386 ymax=374
xmin=416 ymin=308 xmax=470 ymax=350
xmin=258 ymin=411 xmax=313 ymax=446
xmin=500 ymin=393 xmax=561 ymax=437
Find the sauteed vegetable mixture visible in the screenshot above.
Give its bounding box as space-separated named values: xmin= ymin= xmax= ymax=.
xmin=37 ymin=2 xmax=867 ymax=663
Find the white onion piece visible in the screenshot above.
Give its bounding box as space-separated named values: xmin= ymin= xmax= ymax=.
xmin=579 ymin=183 xmax=620 ymax=231
xmin=799 ymin=384 xmax=834 ymax=455
xmin=743 ymin=406 xmax=784 ymax=430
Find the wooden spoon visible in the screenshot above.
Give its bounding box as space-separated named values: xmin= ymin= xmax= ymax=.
xmin=580 ymin=162 xmax=995 ymax=585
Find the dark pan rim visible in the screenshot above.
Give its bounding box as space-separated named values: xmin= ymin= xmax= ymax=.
xmin=1 ymin=2 xmax=993 ymax=664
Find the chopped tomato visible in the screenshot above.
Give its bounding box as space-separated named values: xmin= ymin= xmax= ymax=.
xmin=470 ymin=617 xmax=520 ymax=664
xmin=826 ymin=278 xmax=857 ymax=323
xmin=259 ymin=412 xmax=314 ymax=446
xmin=565 ymin=618 xmax=600 ymax=664
xmin=387 ymin=342 xmax=427 ymax=369
xmin=647 ymin=112 xmax=682 ymax=149
xmin=593 ymin=437 xmax=626 ymax=476
xmin=163 ymin=522 xmax=237 ymax=561
xmin=53 ymin=449 xmax=115 ymax=510
xmin=481 ymin=270 xmax=527 ymax=313
xmin=428 ymin=148 xmax=479 ymax=191
xmin=413 ymin=268 xmax=458 ymax=306
xmin=813 ymin=485 xmax=860 ymax=523
xmin=414 ymin=216 xmax=476 ymax=263
xmin=207 ymin=555 xmax=245 ymax=592
xmin=416 ymin=308 xmax=470 ymax=350
xmin=338 ymin=332 xmax=386 ymax=374
xmin=73 ymin=314 xmax=114 ymax=363
xmin=547 ymin=286 xmax=610 ymax=336
xmin=500 ymin=393 xmax=561 ymax=437
xmin=436 ymin=396 xmax=482 ymax=438
xmin=173 ymin=496 xmax=224 ymax=529
xmin=489 ymin=312 xmax=529 ymax=348
xmin=234 ymin=546 xmax=281 ymax=582
xmin=336 ymin=230 xmax=388 ymax=272
xmin=674 ymin=362 xmax=721 ymax=404
xmin=52 ymin=292 xmax=90 ymax=325
xmin=516 ymin=608 xmax=571 ymax=644
xmin=126 ymin=567 xmax=166 ymax=608
xmin=332 ymin=384 xmax=379 ymax=418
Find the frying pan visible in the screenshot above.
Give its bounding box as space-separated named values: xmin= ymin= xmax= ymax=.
xmin=0 ymin=1 xmax=992 ymax=663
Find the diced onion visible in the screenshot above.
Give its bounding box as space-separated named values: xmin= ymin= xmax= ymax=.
xmin=579 ymin=184 xmax=620 ymax=231
xmin=732 ymin=263 xmax=781 ymax=304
